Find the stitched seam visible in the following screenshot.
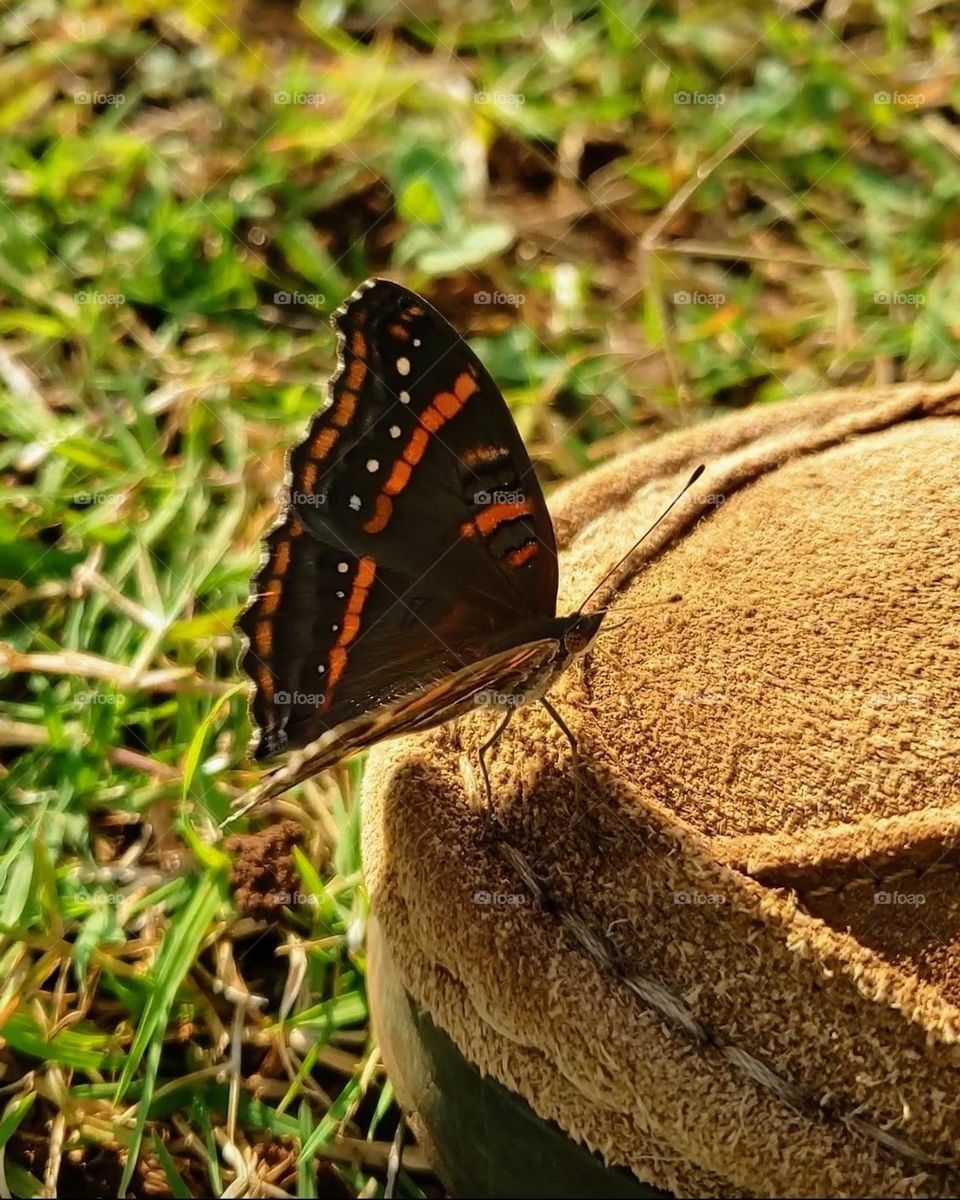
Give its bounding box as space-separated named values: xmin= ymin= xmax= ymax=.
xmin=497 ymin=840 xmax=960 ymax=1177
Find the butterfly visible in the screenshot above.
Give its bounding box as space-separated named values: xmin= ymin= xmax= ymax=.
xmin=237 ymin=278 xmax=702 ymax=810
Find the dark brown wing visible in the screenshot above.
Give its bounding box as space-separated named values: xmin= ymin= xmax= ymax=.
xmin=238 ymin=638 xmax=560 ymax=806
xmin=238 ymin=279 xmax=559 ymax=757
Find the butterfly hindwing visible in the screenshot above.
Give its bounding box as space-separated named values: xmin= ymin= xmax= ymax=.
xmin=239 ymin=513 xmax=539 ymax=756
xmin=246 ymin=637 xmax=561 ymax=802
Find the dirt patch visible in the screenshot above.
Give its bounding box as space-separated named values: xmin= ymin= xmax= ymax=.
xmin=227 ymin=820 xmax=308 ymax=919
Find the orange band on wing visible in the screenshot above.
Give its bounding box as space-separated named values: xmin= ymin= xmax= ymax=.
xmin=339 ymin=613 xmax=361 ymax=643
xmin=310 ymin=427 xmax=339 ymax=459
xmin=384 ymin=460 xmax=412 ymax=496
xmin=474 ymin=499 xmax=534 ymax=537
xmin=327 ymin=646 xmax=348 ymax=689
xmin=352 ymin=555 xmax=376 ymax=593
xmin=332 ymin=391 xmax=357 ymax=427
xmin=254 ymin=618 xmax=273 ymax=656
xmin=362 ymin=371 xmax=479 ymax=532
xmin=323 ymin=556 xmax=376 ymax=701
xmin=363 ymin=494 xmax=393 ymax=533
xmin=506 ymin=541 xmax=539 ymax=568
xmin=404 ymin=427 xmax=430 ymax=466
xmin=260 ymin=579 xmax=282 ymax=615
xmin=454 ymin=372 xmax=479 ymax=402
xmin=435 ymin=390 xmax=463 ymax=419
xmin=248 ymin=532 xmax=294 ymax=708
xmin=421 ymin=406 xmax=444 ymax=432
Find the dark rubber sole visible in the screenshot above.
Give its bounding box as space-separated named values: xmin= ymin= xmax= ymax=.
xmin=368 ymin=917 xmax=671 ymax=1199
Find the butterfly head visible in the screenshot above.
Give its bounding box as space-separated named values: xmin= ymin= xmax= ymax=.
xmin=560 ymin=608 xmax=606 ymax=659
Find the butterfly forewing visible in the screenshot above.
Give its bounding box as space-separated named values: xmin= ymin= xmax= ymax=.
xmin=291 ymin=280 xmax=557 ymax=610
xmin=239 ymin=279 xmax=561 ymax=757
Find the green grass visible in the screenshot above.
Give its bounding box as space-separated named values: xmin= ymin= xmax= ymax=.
xmin=1 ymin=0 xmax=958 ymax=1195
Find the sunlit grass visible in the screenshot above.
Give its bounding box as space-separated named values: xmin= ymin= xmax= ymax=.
xmin=1 ymin=0 xmax=957 ymax=1194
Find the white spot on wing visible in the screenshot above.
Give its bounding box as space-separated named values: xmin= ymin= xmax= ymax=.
xmin=337 ymin=562 xmax=349 ymax=573
xmin=397 ymin=357 xmax=410 ymax=376
xmin=389 ymin=425 xmax=401 ymax=438
xmin=349 ymin=494 xmax=361 ymax=510
xmin=366 ymin=458 xmax=379 ymax=472
xmin=399 ymin=391 xmax=410 ymax=404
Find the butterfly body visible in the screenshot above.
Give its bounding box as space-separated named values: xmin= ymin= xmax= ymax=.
xmin=238 ymin=279 xmax=605 ymax=800
xmin=458 ymin=608 xmax=607 ymax=712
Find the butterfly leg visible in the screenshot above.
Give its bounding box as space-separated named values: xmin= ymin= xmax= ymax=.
xmin=539 ymin=696 xmax=582 ymax=808
xmin=477 ymin=707 xmax=513 ymax=837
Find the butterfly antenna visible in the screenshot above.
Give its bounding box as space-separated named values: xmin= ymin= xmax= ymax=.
xmin=576 ymin=464 xmax=705 ymax=614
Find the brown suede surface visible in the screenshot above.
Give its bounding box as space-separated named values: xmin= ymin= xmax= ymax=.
xmin=362 ymin=376 xmax=960 ymax=1197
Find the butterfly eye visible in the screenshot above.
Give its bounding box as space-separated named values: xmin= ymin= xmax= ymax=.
xmin=563 ymin=612 xmax=606 ymax=657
